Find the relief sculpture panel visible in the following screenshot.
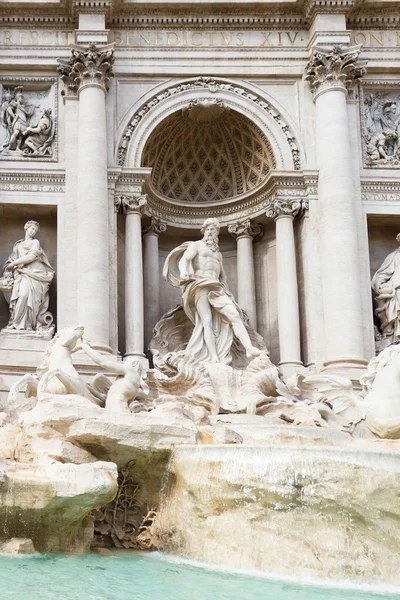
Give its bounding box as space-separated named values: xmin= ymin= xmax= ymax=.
xmin=0 ymin=79 xmax=57 ymax=161
xmin=362 ymin=89 xmax=400 ymax=168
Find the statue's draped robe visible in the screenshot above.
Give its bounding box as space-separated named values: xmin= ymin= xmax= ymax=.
xmin=372 ymin=248 xmax=400 ymax=340
xmin=4 ymin=240 xmax=54 ymax=330
xmin=163 ymin=242 xmax=244 ymax=365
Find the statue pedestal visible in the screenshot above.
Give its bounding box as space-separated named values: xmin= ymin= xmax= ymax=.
xmin=0 ymin=331 xmax=54 ymax=407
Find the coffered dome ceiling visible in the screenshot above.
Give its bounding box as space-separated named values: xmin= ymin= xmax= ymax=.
xmin=142 ymin=103 xmax=276 ymax=204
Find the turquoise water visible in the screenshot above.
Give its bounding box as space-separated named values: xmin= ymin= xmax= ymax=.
xmin=1 ymin=551 xmax=399 ymax=600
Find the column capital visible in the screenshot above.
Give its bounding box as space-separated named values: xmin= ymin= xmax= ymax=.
xmin=57 ymin=42 xmax=115 ymax=95
xmin=228 ymin=218 xmax=263 ymax=241
xmin=265 ymin=197 xmax=305 ymax=220
xmin=304 ymin=44 xmax=367 ymax=99
xmin=142 ymin=217 xmax=167 ymax=237
xmin=121 ymin=194 xmax=147 ymax=216
xmin=114 ymin=195 xmax=122 ymax=214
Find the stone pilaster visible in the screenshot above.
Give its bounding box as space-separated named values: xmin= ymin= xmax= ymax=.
xmin=58 ymin=44 xmax=115 ymax=350
xmin=265 ymin=197 xmax=304 ymax=376
xmin=142 ymin=217 xmax=167 ymax=354
xmin=228 ymin=219 xmax=263 ymax=330
xmin=305 ymin=44 xmax=368 ymax=375
xmin=121 ymin=195 xmax=147 ymax=360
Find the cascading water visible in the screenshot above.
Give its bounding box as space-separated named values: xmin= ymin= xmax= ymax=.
xmin=153 ymin=435 xmax=400 ymax=586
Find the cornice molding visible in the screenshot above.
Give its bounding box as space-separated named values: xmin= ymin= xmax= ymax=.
xmin=139 ymin=170 xmax=317 ymax=228
xmin=303 ymin=0 xmax=356 ymax=20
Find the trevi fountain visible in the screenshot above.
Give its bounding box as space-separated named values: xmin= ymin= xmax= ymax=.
xmin=0 ymin=1 xmax=400 ymax=599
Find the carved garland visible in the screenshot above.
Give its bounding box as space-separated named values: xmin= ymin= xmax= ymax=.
xmin=117 ymin=77 xmax=301 ymax=171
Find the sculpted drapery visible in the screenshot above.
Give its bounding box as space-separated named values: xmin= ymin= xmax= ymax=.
xmin=372 ymin=236 xmax=400 ymax=343
xmin=0 ymin=221 xmax=54 ymax=332
xmin=163 ymin=241 xmax=243 ymax=365
xmin=163 ymin=218 xmax=262 ymax=365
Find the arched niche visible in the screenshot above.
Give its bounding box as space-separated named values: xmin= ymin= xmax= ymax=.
xmin=115 ymin=76 xmax=305 ymax=173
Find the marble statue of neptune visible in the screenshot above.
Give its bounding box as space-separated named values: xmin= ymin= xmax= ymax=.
xmin=163 ymin=217 xmax=262 ymax=364
xmin=0 ymin=220 xmax=54 ymax=331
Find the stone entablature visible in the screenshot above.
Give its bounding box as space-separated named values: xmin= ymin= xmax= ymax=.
xmin=142 ymin=171 xmax=316 ymax=228
xmin=1 ymin=28 xmax=400 ymax=49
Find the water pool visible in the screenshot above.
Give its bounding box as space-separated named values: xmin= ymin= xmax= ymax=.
xmin=1 ymin=551 xmax=398 ymax=600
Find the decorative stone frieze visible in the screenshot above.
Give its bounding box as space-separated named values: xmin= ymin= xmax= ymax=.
xmin=57 ymin=43 xmax=115 ymax=95
xmin=305 ymin=45 xmax=367 ymax=98
xmin=121 ymin=194 xmax=147 ymax=216
xmin=265 ymin=197 xmax=304 ymax=220
xmin=142 ymin=217 xmax=167 ymax=237
xmin=228 ymin=219 xmax=263 ymax=241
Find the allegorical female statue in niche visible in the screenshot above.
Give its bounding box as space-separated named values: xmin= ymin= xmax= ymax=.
xmin=372 ymin=233 xmax=400 ymax=347
xmin=0 ymin=220 xmax=54 ymax=333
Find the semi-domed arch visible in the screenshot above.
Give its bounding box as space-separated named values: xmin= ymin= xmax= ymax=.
xmin=115 ymin=76 xmax=305 ymax=172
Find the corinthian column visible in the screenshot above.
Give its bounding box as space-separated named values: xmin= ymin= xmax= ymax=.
xmin=305 ymin=45 xmax=368 ymax=374
xmin=121 ymin=195 xmax=147 ymax=360
xmin=58 ymin=43 xmax=114 ymax=350
xmin=266 ymin=197 xmax=303 ymax=376
xmin=143 ymin=218 xmax=167 ymax=354
xmin=228 ymin=219 xmax=263 ymax=330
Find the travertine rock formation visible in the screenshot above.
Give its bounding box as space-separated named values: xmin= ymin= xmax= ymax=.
xmin=154 ymin=441 xmax=400 ymax=585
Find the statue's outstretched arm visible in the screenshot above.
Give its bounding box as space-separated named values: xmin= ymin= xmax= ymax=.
xmin=82 ymin=341 xmax=125 ymax=375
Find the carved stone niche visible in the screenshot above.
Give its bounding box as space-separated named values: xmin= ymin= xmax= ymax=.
xmin=0 ymin=77 xmax=58 ymax=162
xmin=361 ymin=87 xmax=400 ymax=169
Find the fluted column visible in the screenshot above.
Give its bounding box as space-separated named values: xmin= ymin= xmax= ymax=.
xmin=57 ymin=89 xmax=78 ymax=329
xmin=143 ymin=218 xmax=167 ymax=354
xmin=58 ymin=43 xmax=114 ymax=350
xmin=305 ymin=45 xmax=368 ymax=374
xmin=228 ymin=219 xmax=263 ymax=330
xmin=122 ymin=195 xmax=147 ymax=360
xmin=266 ymin=197 xmax=303 ymax=375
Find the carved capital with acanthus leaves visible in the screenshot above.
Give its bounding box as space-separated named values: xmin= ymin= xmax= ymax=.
xmin=142 ymin=217 xmax=167 ymax=237
xmin=265 ymin=197 xmax=305 ymax=220
xmin=304 ymin=45 xmax=367 ymax=98
xmin=228 ymin=219 xmax=264 ymax=241
xmin=121 ymin=194 xmax=147 ymax=216
xmin=57 ymin=43 xmax=115 ymax=95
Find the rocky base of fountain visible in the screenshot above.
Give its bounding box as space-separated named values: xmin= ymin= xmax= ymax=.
xmin=0 ymin=396 xmax=199 ymax=552
xmin=152 ymin=429 xmax=400 ymax=586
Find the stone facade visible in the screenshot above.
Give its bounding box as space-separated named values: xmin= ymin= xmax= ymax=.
xmin=0 ymin=0 xmax=400 ymax=397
